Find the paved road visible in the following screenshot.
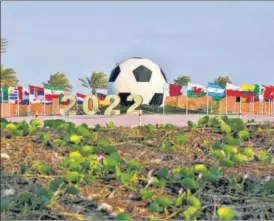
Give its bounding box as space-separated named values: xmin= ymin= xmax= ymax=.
xmin=5 ymin=114 xmax=274 ymax=127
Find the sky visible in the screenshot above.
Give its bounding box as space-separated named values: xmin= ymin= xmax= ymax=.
xmin=1 ymin=1 xmax=274 ymax=94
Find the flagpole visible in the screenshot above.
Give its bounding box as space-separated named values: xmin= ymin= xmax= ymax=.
xmin=43 ymin=91 xmax=45 ymax=117
xmin=1 ymin=88 xmax=3 ymax=118
xmin=163 ymin=84 xmax=165 ymax=115
xmin=269 ymin=99 xmax=271 ymax=116
xmin=17 ymin=86 xmax=19 ymax=117
xmin=239 ymin=97 xmax=242 ymax=119
xmin=252 ymin=96 xmax=255 ymax=116
xmin=225 ymin=91 xmax=228 ymax=116
xmin=206 ymin=87 xmax=209 ymax=115
xmin=186 ymin=95 xmax=188 ymax=115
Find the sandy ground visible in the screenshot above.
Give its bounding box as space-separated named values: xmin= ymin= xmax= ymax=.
xmin=5 ymin=114 xmax=274 ymax=127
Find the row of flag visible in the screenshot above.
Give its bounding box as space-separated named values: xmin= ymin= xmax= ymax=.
xmin=164 ymin=83 xmax=274 ymax=101
xmin=1 ymin=83 xmax=273 ymax=105
xmin=0 ymin=85 xmax=106 ymax=105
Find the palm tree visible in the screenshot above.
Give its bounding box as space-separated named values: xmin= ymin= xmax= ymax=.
xmin=0 ymin=65 xmax=19 ymax=86
xmin=173 ymin=75 xmax=191 ymax=86
xmin=1 ymin=38 xmax=8 ymax=54
xmin=43 ymin=72 xmax=72 ymax=91
xmin=214 ymin=76 xmax=232 ymax=87
xmin=78 ymin=72 xmax=108 ymax=95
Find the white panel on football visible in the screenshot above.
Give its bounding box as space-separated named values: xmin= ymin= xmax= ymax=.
xmin=108 ymin=57 xmax=168 ymax=105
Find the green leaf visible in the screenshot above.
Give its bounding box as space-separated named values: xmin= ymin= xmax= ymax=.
xmin=148 ymin=202 xmax=162 ymax=212
xmin=156 ymin=197 xmax=171 ymax=207
xmin=65 ymin=171 xmax=80 ymax=182
xmin=1 ymin=199 xmax=9 ymax=212
xmin=69 ymin=151 xmax=84 ymax=162
xmin=157 ymin=168 xmax=169 ymax=179
xmin=219 ymin=159 xmax=234 ymax=168
xmin=181 ymin=178 xmax=198 ymax=190
xmin=187 ymin=196 xmax=201 ymax=208
xmin=106 ymin=121 xmax=116 ymax=129
xmin=49 ymin=178 xmax=65 ymax=192
xmin=98 ymin=138 xmax=109 ymax=147
xmin=184 ymin=206 xmax=198 ymax=220
xmin=242 ymin=147 xmax=254 ymax=158
xmin=175 ymin=135 xmax=187 ymax=144
xmin=81 ymin=145 xmax=94 ymax=156
xmin=19 ymin=193 xmax=34 ymax=203
xmin=238 ymin=130 xmax=250 ymax=141
xmin=66 ymin=186 xmax=80 ymax=195
xmin=103 ymin=145 xmax=117 ymax=154
xmin=217 ymin=207 xmax=236 ymax=220
xmin=127 ymin=161 xmax=141 ymax=171
xmin=140 ymin=188 xmax=154 ymax=200
xmin=203 ymin=172 xmax=218 ymax=183
xmin=194 ymin=164 xmax=207 ymax=174
xmin=230 ymin=154 xmax=245 ymax=164
xmin=103 ymin=156 xmax=118 ymax=167
xmin=116 ymin=212 xmax=132 ymax=220
xmin=30 ymin=119 xmax=43 ymax=127
xmin=70 ymin=134 xmax=82 ymax=144
xmin=264 ymin=180 xmax=274 ymax=192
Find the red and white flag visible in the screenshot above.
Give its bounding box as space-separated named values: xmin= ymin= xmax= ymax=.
xmin=263 ymin=85 xmax=274 ymax=99
xmin=226 ymin=83 xmax=255 ymax=98
xmin=163 ymin=83 xmax=185 ymax=97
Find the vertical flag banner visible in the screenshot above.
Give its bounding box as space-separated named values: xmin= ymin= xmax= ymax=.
xmin=8 ymin=86 xmax=18 ymax=103
xmin=0 ymin=87 xmax=9 ymax=103
xmin=187 ymin=83 xmax=207 ymax=98
xmin=29 ymin=85 xmax=44 ymax=103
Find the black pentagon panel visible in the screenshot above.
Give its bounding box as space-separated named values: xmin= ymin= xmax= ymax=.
xmin=118 ymin=93 xmax=134 ymax=106
xmin=109 ymin=66 xmax=121 ymax=82
xmin=133 ymin=65 xmax=152 ymax=82
xmin=149 ymin=93 xmax=163 ymax=106
xmin=160 ymin=68 xmax=168 ymax=82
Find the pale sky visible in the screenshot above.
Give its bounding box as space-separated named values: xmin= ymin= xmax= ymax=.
xmin=1 ymin=1 xmax=274 ymax=94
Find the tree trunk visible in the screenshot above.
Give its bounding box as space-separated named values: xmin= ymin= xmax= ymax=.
xmin=92 ymin=88 xmax=96 ymax=95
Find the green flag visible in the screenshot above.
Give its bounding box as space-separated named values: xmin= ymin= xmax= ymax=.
xmin=0 ymin=87 xmax=9 ymax=103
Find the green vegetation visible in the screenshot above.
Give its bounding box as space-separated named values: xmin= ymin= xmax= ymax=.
xmin=1 ymin=116 xmax=273 ymax=220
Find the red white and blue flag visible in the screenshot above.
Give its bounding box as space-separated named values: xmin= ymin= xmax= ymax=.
xmin=76 ymin=93 xmax=85 ymax=104
xmin=29 ymin=85 xmax=44 ymax=104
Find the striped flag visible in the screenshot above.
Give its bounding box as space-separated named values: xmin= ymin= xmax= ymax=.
xmin=207 ymin=82 xmax=225 ymax=97
xmin=8 ymin=87 xmax=18 ymax=104
xmin=76 ymin=93 xmax=85 ymax=104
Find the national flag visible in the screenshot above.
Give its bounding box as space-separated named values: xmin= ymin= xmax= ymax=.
xmin=29 ymin=85 xmax=44 ymax=104
xmin=44 ymin=85 xmax=63 ymax=104
xmin=0 ymin=87 xmax=9 ymax=103
xmin=254 ymin=84 xmax=265 ymax=101
xmin=187 ymin=83 xmax=206 ymax=98
xmin=18 ymin=86 xmax=30 ymax=105
xmin=8 ymin=87 xmax=18 ymax=104
xmin=163 ymin=83 xmax=185 ymax=97
xmin=241 ymin=84 xmax=256 ymax=102
xmin=226 ymin=83 xmax=255 ymax=98
xmin=97 ymin=93 xmax=106 ymax=101
xmin=59 ymin=91 xmax=71 ymax=105
xmin=263 ymin=85 xmax=274 ymax=99
xmin=207 ymin=82 xmax=225 ymax=97
xmin=76 ymin=93 xmax=85 ymax=104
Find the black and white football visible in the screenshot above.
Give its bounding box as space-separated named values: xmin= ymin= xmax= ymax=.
xmin=108 ymin=57 xmax=167 ymax=106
